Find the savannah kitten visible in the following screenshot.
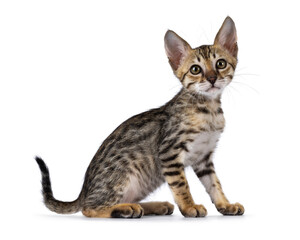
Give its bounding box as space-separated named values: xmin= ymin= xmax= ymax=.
xmin=36 ymin=17 xmax=244 ymax=218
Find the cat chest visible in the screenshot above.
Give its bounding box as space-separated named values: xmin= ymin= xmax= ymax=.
xmin=184 ymin=131 xmax=221 ymax=166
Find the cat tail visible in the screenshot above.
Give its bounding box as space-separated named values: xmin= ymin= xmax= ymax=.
xmin=35 ymin=156 xmax=82 ymax=214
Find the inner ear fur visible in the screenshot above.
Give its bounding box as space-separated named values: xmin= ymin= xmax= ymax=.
xmin=214 ymin=16 xmax=238 ymax=57
xmin=164 ymin=30 xmax=192 ymax=71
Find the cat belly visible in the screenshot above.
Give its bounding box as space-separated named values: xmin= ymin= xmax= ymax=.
xmin=184 ymin=131 xmax=221 ymax=166
xmin=120 ymin=173 xmax=164 ymax=203
xmin=120 ymin=175 xmax=143 ymax=203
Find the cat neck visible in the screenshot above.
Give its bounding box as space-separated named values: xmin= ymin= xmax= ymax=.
xmin=164 ymin=88 xmax=222 ymax=114
xmin=178 ymin=88 xmax=221 ymax=107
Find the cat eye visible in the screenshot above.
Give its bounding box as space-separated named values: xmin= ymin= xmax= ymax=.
xmin=216 ymin=59 xmax=227 ymax=69
xmin=190 ymin=65 xmax=202 ymax=75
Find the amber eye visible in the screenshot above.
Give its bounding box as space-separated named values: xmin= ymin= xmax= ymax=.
xmin=190 ymin=65 xmax=202 ymax=75
xmin=216 ymin=59 xmax=227 ymax=69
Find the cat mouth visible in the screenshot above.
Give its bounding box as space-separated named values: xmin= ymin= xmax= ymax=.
xmin=206 ymin=86 xmax=220 ymax=93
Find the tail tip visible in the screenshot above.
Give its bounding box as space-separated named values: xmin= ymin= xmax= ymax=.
xmin=35 ymin=156 xmax=49 ymax=174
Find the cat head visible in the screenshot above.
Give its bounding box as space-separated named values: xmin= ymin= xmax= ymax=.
xmin=165 ymin=16 xmax=237 ymax=98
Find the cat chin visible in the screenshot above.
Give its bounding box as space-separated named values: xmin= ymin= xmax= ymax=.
xmin=198 ymin=87 xmax=224 ymax=98
xmin=189 ymin=82 xmax=225 ymax=98
xmin=206 ymin=87 xmax=221 ymax=93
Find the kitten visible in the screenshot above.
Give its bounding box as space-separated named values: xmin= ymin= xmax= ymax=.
xmin=35 ymin=16 xmax=244 ymax=218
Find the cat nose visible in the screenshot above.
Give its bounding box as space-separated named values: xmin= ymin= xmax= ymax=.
xmin=206 ymin=76 xmax=217 ymax=85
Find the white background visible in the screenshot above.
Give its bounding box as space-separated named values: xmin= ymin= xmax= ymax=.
xmin=1 ymin=0 xmax=299 ymax=239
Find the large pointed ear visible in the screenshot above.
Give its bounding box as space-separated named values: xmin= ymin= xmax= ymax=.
xmin=164 ymin=30 xmax=192 ymax=71
xmin=214 ymin=16 xmax=238 ymax=57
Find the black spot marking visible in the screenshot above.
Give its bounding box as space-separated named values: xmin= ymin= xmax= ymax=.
xmin=205 ymin=162 xmax=214 ymax=168
xmin=160 ymin=137 xmax=179 ymax=155
xmin=196 ymin=169 xmax=215 ymax=178
xmin=185 ymin=129 xmax=200 ymax=135
xmin=163 ymin=171 xmax=181 ymax=176
xmin=197 ymin=107 xmax=210 ymax=114
xmin=160 ymin=154 xmax=178 ymax=163
xmin=165 ymin=163 xmax=184 ymax=169
xmin=200 ymin=151 xmax=213 ymax=163
xmin=173 ymin=142 xmax=189 ymax=152
xmin=169 ymin=181 xmax=180 ymax=187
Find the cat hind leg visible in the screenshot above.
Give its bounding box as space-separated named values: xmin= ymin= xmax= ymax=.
xmin=139 ymin=201 xmax=174 ymax=215
xmin=82 ymin=203 xmax=144 ymax=218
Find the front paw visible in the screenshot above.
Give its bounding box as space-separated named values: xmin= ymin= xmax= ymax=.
xmin=180 ymin=204 xmax=207 ymax=217
xmin=216 ymin=202 xmax=244 ymax=216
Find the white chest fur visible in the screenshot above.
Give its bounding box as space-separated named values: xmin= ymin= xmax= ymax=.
xmin=184 ymin=131 xmax=221 ymax=166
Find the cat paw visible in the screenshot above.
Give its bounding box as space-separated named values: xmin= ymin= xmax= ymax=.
xmin=139 ymin=201 xmax=174 ymax=215
xmin=180 ymin=204 xmax=207 ymax=217
xmin=216 ymin=202 xmax=244 ymax=216
xmin=111 ymin=203 xmax=144 ymax=218
xmin=154 ymin=202 xmax=174 ymax=215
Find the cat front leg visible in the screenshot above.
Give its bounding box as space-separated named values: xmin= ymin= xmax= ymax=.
xmin=159 ymin=151 xmax=207 ymax=217
xmin=192 ymin=152 xmax=244 ymax=215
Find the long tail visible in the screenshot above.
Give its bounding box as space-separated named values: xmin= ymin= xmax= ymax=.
xmin=35 ymin=156 xmax=82 ymax=214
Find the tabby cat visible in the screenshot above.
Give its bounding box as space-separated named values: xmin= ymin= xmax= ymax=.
xmin=36 ymin=16 xmax=244 ymax=218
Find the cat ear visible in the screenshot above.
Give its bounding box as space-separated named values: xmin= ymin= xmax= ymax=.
xmin=214 ymin=16 xmax=238 ymax=57
xmin=164 ymin=30 xmax=192 ymax=71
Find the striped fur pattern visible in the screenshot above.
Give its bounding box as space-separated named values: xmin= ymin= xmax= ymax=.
xmin=35 ymin=16 xmax=244 ymax=218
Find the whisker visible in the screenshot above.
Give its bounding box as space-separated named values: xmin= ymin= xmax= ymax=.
xmin=234 ymin=66 xmax=248 ymax=72
xmin=234 ymin=73 xmax=260 ymax=77
xmin=227 ymin=84 xmax=240 ymax=94
xmin=223 ymin=85 xmax=236 ymax=105
xmin=231 ymin=81 xmax=260 ymax=94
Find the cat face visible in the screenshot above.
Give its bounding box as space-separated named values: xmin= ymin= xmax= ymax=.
xmin=165 ymin=17 xmax=238 ymax=98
